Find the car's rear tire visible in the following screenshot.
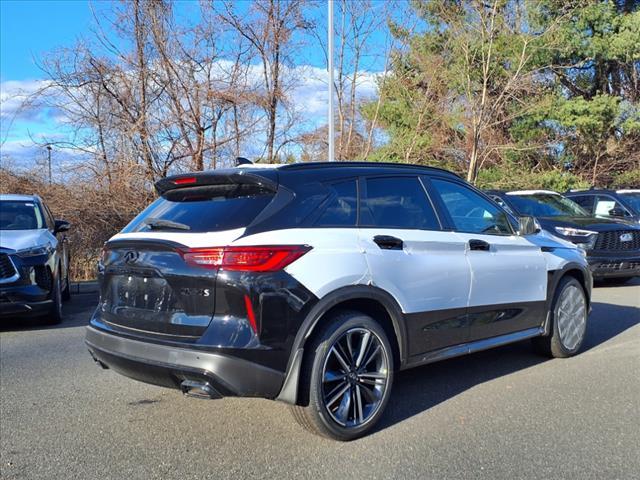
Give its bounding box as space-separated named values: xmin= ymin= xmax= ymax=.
xmin=290 ymin=310 xmax=394 ymax=441
xmin=46 ymin=274 xmax=63 ymax=325
xmin=533 ymin=277 xmax=587 ymax=358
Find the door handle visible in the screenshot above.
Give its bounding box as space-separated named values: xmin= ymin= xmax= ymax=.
xmin=468 ymin=239 xmax=490 ymax=251
xmin=373 ymin=235 xmax=404 ymax=250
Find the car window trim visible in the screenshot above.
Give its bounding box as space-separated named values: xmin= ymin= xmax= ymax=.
xmin=357 ymin=174 xmax=444 ymax=231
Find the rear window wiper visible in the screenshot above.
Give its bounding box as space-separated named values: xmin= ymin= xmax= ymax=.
xmin=143 ymin=218 xmax=191 ymax=231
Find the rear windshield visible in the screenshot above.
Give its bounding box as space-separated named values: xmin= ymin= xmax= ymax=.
xmin=122 ymin=184 xmax=274 ymax=233
xmin=0 ymin=200 xmax=45 ymax=230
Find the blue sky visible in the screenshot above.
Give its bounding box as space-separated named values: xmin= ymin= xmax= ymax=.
xmin=1 ymin=0 xmax=388 ymax=171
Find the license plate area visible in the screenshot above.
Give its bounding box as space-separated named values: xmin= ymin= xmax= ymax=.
xmin=101 ymin=272 xmax=212 ymax=337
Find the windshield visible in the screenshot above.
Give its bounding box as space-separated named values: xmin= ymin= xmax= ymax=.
xmin=122 ymin=184 xmax=274 ymax=234
xmin=618 ymin=192 xmax=640 ymax=213
xmin=506 ymin=193 xmax=589 ymax=217
xmin=0 ymin=200 xmax=45 ymax=230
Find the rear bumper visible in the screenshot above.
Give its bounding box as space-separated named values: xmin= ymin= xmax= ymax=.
xmin=85 ymin=326 xmax=284 ymax=399
xmin=587 ymin=254 xmax=640 ymax=278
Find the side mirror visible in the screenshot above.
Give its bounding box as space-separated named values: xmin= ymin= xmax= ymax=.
xmin=54 ymin=219 xmax=71 ymax=233
xmin=518 ymin=216 xmax=540 ymax=236
xmin=608 ymin=207 xmax=626 ymax=218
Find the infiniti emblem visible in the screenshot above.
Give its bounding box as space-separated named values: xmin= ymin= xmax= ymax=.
xmin=620 ymin=233 xmax=633 ymax=242
xmin=124 ymin=251 xmax=139 ymax=264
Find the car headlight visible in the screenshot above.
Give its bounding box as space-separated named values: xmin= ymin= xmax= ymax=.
xmin=554 ymin=227 xmax=597 ymax=250
xmin=16 ymin=244 xmax=52 ymax=258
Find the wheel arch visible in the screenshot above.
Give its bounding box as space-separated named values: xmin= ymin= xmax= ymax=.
xmin=276 ymin=285 xmax=407 ymax=405
xmin=548 ymin=262 xmax=592 ymax=308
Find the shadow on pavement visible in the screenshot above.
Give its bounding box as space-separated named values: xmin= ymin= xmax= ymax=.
xmin=0 ymin=292 xmax=97 ymax=332
xmin=376 ymin=300 xmax=639 ymax=434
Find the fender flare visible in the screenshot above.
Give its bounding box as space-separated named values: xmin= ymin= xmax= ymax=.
xmin=276 ymin=285 xmax=407 ymax=405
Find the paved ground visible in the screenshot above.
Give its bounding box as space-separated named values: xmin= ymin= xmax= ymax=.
xmin=1 ymin=280 xmax=639 ymax=479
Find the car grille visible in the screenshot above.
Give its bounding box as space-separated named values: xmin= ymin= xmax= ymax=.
xmin=593 ymin=261 xmax=640 ymax=272
xmin=0 ymin=253 xmax=18 ymax=280
xmin=594 ymin=230 xmax=640 ymax=251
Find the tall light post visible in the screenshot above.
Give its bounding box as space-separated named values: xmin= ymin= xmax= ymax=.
xmin=46 ymin=144 xmax=52 ymax=185
xmin=328 ymin=0 xmax=335 ymax=162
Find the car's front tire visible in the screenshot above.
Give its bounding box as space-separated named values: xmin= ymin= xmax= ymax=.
xmin=290 ymin=310 xmax=394 ymax=441
xmin=533 ymin=276 xmax=587 ymax=358
xmin=46 ymin=274 xmax=63 ymax=325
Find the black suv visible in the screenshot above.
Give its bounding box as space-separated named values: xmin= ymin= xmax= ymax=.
xmin=0 ymin=194 xmax=71 ymax=323
xmin=86 ymin=163 xmax=592 ymax=440
xmin=487 ymin=190 xmax=640 ymax=282
xmin=565 ymin=189 xmax=640 ymax=224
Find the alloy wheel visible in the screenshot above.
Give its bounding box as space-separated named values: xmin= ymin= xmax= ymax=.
xmin=321 ymin=327 xmax=389 ymax=428
xmin=556 ymin=284 xmax=586 ymax=350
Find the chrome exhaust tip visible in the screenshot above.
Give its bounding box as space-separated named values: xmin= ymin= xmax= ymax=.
xmin=180 ymin=380 xmax=221 ymax=399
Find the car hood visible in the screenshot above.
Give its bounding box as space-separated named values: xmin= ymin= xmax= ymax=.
xmin=0 ymin=229 xmax=51 ymax=252
xmin=536 ymin=216 xmax=640 ymax=232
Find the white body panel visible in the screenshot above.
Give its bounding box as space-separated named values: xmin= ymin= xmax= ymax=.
xmin=455 ymin=232 xmax=548 ymax=306
xmin=235 ymin=228 xmax=371 ymax=299
xmin=358 ymin=228 xmax=470 ymax=313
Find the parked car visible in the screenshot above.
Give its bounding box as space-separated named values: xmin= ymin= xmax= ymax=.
xmin=0 ymin=194 xmax=71 ymax=323
xmin=487 ymin=190 xmax=640 ymax=282
xmin=86 ymin=162 xmax=592 ymax=440
xmin=565 ymin=188 xmax=640 ymax=224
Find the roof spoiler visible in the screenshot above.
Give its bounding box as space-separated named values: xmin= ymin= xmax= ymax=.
xmin=155 ymin=170 xmax=277 ymax=197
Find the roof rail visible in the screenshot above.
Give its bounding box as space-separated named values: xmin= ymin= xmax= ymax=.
xmin=279 ymin=161 xmax=460 ymax=177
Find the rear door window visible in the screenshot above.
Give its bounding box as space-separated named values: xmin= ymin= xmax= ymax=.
xmin=123 ymin=184 xmax=274 ymax=233
xmin=314 ymin=180 xmax=357 ymax=227
xmin=360 ymin=176 xmax=440 ymax=230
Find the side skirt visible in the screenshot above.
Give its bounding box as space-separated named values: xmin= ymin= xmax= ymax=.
xmin=405 ymin=326 xmax=545 ymax=370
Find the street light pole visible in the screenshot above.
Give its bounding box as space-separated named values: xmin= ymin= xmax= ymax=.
xmin=328 ymin=0 xmax=335 ymax=162
xmin=46 ymin=145 xmax=52 ymax=185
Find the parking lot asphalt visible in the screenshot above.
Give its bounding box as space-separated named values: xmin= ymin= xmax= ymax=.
xmin=1 ymin=280 xmax=639 ymax=479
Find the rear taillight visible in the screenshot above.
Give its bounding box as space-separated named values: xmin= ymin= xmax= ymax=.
xmin=179 ymin=245 xmax=311 ymax=272
xmin=100 ymin=247 xmax=109 ymax=264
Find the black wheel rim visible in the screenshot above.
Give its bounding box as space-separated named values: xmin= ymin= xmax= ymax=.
xmin=321 ymin=327 xmax=389 ymax=428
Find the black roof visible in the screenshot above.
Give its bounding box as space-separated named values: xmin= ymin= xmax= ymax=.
xmin=280 ymin=161 xmax=459 ymax=176
xmin=157 ymin=161 xmax=461 ymax=195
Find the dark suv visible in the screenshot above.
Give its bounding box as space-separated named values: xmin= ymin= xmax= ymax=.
xmin=86 ymin=162 xmax=591 ymax=440
xmin=565 ymin=189 xmax=640 ymax=225
xmin=0 ymin=194 xmax=71 ymax=323
xmin=487 ymin=190 xmax=640 ymax=282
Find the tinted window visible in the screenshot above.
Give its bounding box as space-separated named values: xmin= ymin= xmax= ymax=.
xmin=570 ymin=195 xmax=595 ymax=212
xmin=431 ymin=179 xmax=512 ymax=235
xmin=315 ymin=180 xmax=357 ymax=226
xmin=361 ymin=176 xmax=440 ymax=230
xmin=123 ymin=184 xmax=274 ymax=233
xmin=0 ymin=200 xmax=45 ymax=230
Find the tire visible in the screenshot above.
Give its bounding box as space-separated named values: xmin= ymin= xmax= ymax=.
xmin=533 ymin=277 xmax=587 ymax=358
xmin=290 ymin=310 xmax=394 ymax=441
xmin=46 ymin=274 xmax=63 ymax=325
